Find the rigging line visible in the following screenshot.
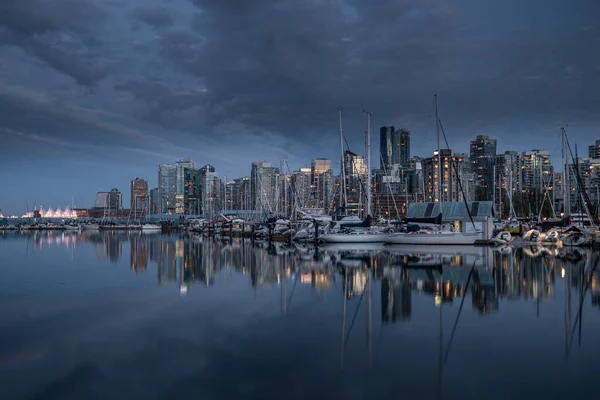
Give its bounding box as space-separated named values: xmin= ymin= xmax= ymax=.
xmin=442 ymin=260 xmax=476 ymax=365
xmin=564 ymin=130 xmax=598 ymax=225
xmin=286 ymin=273 xmax=299 ymax=310
xmin=437 ymin=118 xmax=477 ymax=230
xmin=344 ymin=274 xmax=369 ymax=346
xmin=371 ymin=114 xmax=401 ymax=221
xmin=567 ymin=254 xmax=599 ymax=354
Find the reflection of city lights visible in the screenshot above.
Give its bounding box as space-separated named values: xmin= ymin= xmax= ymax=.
xmin=434 ymin=294 xmax=442 ymax=307
xmin=561 ymin=268 xmax=565 ymax=278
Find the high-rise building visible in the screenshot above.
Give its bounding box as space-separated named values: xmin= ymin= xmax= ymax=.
xmin=291 ymin=168 xmax=312 ymax=209
xmin=250 ymin=161 xmax=280 ymax=212
xmin=380 ymin=126 xmax=410 ymax=170
xmin=520 ymin=150 xmax=553 ymax=191
xmin=94 ymin=189 xmax=122 ymax=211
xmin=175 ymin=159 xmax=195 ymax=214
xmin=567 ymin=157 xmax=600 ymax=214
xmin=398 ymin=128 xmax=410 ymax=166
xmin=199 ymin=164 xmax=220 ymax=218
xmin=589 ymin=140 xmax=600 ymax=158
xmin=495 ymin=151 xmax=522 ymax=199
xmin=184 ymin=169 xmax=201 ymax=215
xmin=94 ymin=192 xmax=109 ymax=208
xmin=311 ymin=158 xmax=334 ymax=210
xmin=344 ymin=150 xmax=367 ymax=176
xmin=130 ymin=178 xmax=149 ymax=215
xmin=228 ymin=177 xmax=251 ymax=210
xmin=470 ymin=135 xmax=497 ymax=199
xmin=158 ymin=164 xmax=176 ymax=214
xmin=150 ymin=188 xmax=159 ymax=214
xmin=423 ymin=149 xmax=465 ymax=202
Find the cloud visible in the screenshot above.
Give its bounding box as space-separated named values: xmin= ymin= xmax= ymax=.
xmin=0 ymin=0 xmax=109 ymax=86
xmin=131 ymin=4 xmax=176 ymax=29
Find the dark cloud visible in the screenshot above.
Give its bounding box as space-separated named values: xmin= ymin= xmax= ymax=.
xmin=0 ymin=0 xmax=108 ymax=86
xmin=1 ymin=0 xmax=600 ymax=213
xmin=131 ymin=4 xmax=176 ymax=29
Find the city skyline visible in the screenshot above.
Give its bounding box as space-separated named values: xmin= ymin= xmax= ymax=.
xmin=1 ymin=132 xmax=600 ymax=215
xmin=1 ymin=0 xmax=600 ymax=213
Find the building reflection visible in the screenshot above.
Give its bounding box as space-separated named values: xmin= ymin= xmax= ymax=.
xmin=11 ymin=230 xmax=599 ymax=315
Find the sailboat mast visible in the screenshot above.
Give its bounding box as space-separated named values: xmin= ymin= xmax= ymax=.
xmin=339 ymin=109 xmax=347 ymax=215
xmin=366 ymin=111 xmax=372 ymax=217
xmin=561 ymin=127 xmax=568 ymax=217
xmin=435 ymin=94 xmax=442 ymax=213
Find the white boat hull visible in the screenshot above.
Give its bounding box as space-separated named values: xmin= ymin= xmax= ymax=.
xmin=141 ymin=224 xmax=162 ymax=231
xmin=385 ymin=232 xmax=481 ymax=245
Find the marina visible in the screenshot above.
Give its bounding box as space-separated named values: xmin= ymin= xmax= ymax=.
xmin=1 ymin=230 xmax=599 ymax=399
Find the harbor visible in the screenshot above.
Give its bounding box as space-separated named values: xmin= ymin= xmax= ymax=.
xmin=1 ymin=230 xmax=599 ymax=399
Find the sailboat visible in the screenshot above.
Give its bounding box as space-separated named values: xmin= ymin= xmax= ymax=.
xmin=320 ymin=110 xmax=388 ymax=243
xmin=385 ymin=95 xmax=483 ymax=245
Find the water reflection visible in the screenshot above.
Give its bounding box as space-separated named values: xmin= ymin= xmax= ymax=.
xmin=2 ymin=230 xmax=599 ymax=399
xmin=4 ymin=230 xmax=599 ymax=313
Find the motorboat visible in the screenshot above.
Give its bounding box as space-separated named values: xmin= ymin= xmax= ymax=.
xmin=541 ymin=229 xmax=562 ymax=246
xmin=562 ymin=232 xmax=593 ymax=247
xmin=522 ymin=229 xmax=542 ymax=244
xmin=490 ymin=231 xmax=512 ymax=246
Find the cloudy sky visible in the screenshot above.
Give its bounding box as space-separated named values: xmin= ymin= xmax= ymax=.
xmin=0 ymin=0 xmax=599 ymax=213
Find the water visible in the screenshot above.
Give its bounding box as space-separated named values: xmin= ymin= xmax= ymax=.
xmin=1 ymin=231 xmax=599 ymax=400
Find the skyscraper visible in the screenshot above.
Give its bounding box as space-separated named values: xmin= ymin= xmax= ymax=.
xmin=199 ymin=164 xmax=221 ymax=217
xmin=589 ymin=139 xmax=600 ymax=158
xmin=250 ymin=161 xmax=280 ymax=212
xmin=158 ymin=164 xmax=176 ymax=214
xmin=311 ymin=158 xmax=334 ymax=210
xmin=344 ymin=150 xmax=367 ymax=176
xmin=130 ymin=178 xmax=149 ymax=215
xmin=184 ymin=169 xmax=201 ymax=215
xmin=380 ymin=126 xmax=395 ymax=170
xmin=380 ymin=126 xmax=410 ymax=170
xmin=521 ymin=149 xmax=553 ymax=191
xmin=150 ymin=188 xmax=159 ymax=214
xmin=495 ymin=151 xmax=521 ymax=197
xmin=470 ymin=135 xmax=497 ymax=199
xmin=422 ymin=149 xmax=464 ymax=202
xmin=175 ymin=159 xmax=195 ymax=214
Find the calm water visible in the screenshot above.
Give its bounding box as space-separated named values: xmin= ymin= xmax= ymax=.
xmin=1 ymin=231 xmax=599 ymax=400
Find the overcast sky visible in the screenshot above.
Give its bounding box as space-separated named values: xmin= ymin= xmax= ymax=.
xmin=1 ymin=0 xmax=599 ymax=213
